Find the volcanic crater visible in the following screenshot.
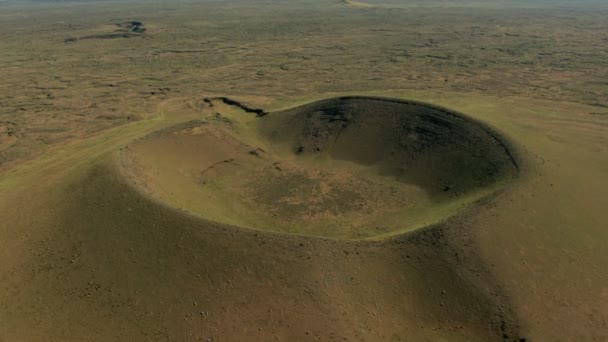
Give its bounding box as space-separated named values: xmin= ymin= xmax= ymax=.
xmin=120 ymin=96 xmax=518 ymax=239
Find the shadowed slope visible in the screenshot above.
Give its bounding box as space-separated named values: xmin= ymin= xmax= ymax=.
xmin=260 ymin=97 xmax=517 ymax=197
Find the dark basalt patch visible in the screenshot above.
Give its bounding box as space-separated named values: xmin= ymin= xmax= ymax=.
xmin=114 ymin=21 xmax=146 ymax=33
xmin=204 ymin=97 xmax=269 ymax=117
xmin=65 ymin=21 xmax=146 ymax=43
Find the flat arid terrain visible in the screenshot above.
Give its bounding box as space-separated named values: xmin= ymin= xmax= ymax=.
xmin=1 ymin=0 xmax=607 ymax=341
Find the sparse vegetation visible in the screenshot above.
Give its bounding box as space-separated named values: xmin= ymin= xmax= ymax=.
xmin=0 ymin=0 xmax=606 ymax=341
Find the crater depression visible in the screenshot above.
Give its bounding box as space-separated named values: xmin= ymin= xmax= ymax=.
xmin=119 ymin=96 xmax=518 ymax=239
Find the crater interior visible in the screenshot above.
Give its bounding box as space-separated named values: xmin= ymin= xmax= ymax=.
xmin=120 ymin=96 xmax=517 ymax=239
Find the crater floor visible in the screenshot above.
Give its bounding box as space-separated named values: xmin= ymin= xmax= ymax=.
xmin=120 ymin=96 xmax=518 ymax=239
